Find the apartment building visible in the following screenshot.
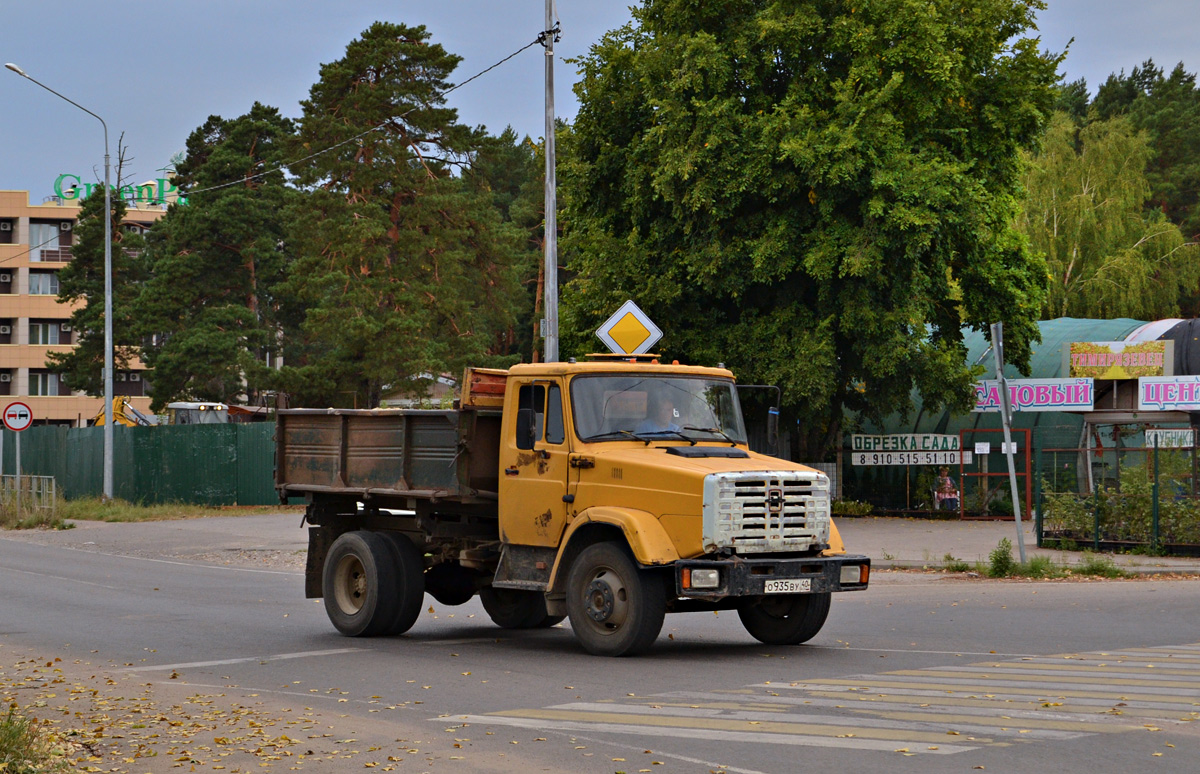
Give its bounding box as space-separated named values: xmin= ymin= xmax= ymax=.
xmin=0 ymin=189 xmax=165 ymax=426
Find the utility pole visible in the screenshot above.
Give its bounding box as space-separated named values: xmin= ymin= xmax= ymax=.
xmin=541 ymin=1 xmax=560 ymax=362
xmin=991 ymin=322 xmax=1028 ymax=563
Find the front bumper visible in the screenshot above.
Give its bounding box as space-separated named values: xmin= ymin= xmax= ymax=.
xmin=674 ymin=554 xmax=870 ymax=600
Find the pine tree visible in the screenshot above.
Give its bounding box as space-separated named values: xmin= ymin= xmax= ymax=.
xmin=281 ymin=22 xmax=525 ymax=407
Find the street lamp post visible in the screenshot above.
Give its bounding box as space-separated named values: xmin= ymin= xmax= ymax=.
xmin=6 ymin=62 xmax=115 ymax=500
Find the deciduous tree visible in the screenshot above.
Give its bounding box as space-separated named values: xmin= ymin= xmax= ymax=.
xmin=47 ymin=171 xmax=146 ymax=396
xmin=1019 ymin=112 xmax=1200 ymax=319
xmin=562 ymin=0 xmax=1060 ymax=458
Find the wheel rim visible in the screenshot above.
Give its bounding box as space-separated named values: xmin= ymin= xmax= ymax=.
xmin=333 ymin=554 xmax=367 ymax=615
xmin=580 ymin=565 xmax=629 ymax=635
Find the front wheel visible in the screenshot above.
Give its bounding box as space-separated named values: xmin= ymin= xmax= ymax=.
xmin=738 ymin=592 xmax=831 ymax=645
xmin=566 ymin=542 xmax=665 ymax=656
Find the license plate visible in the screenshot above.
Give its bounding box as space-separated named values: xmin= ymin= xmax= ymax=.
xmin=763 ymin=578 xmax=811 ymax=594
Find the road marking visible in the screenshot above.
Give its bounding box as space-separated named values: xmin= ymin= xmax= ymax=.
xmin=121 ymin=647 xmax=367 ymax=672
xmin=453 ymin=713 xmax=976 ymax=754
xmin=0 ymin=565 xmax=124 ymax=591
xmin=807 ymin=645 xmax=1039 ymax=657
xmin=451 ymin=641 xmax=1200 ymax=756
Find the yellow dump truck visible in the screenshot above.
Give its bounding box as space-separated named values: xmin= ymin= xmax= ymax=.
xmin=275 ymin=358 xmax=869 ymax=656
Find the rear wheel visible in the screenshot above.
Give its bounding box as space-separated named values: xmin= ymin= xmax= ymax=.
xmin=323 ymin=531 xmax=399 ymax=637
xmin=566 ymin=542 xmax=665 ymax=656
xmin=480 ymin=587 xmax=551 ymax=629
xmin=377 ymin=532 xmax=426 ymax=636
xmin=737 ymin=592 xmax=831 ymax=645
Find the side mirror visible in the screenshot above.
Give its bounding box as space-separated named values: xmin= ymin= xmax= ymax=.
xmin=766 ymin=406 xmax=780 ymax=452
xmin=516 ymin=408 xmax=537 ymax=450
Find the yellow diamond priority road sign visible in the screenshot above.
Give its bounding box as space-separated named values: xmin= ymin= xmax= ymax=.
xmin=595 ymin=300 xmax=663 ymax=355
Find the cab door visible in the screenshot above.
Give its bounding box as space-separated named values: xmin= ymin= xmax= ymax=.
xmin=498 ymin=380 xmax=572 ymax=547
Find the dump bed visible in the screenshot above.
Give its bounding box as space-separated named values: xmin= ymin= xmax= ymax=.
xmin=275 ymin=408 xmax=502 ymax=504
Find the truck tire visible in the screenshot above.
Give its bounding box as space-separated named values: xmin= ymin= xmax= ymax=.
xmin=566 ymin=542 xmax=665 ymax=656
xmin=323 ymin=531 xmax=400 ymax=637
xmin=737 ymin=592 xmax=831 ymax=646
xmin=480 ymin=588 xmax=552 ymax=629
xmin=378 ymin=532 xmax=426 ymax=636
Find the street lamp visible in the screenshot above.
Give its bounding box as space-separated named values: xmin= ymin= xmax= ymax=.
xmin=6 ymin=62 xmax=115 ymax=501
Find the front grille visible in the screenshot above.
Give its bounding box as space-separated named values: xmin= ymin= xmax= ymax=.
xmin=703 ymin=471 xmax=830 ymax=554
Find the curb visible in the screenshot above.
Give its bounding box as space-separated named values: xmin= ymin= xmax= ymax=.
xmin=875 ymin=559 xmax=1200 ymax=576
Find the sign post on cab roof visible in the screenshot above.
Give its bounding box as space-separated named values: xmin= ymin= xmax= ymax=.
xmin=595 ymin=300 xmax=663 ymax=355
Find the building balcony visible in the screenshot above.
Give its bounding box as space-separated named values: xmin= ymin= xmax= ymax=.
xmin=35 ymin=246 xmax=72 ymax=262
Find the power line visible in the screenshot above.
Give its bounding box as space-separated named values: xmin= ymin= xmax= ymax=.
xmin=0 ymin=33 xmax=550 ymax=269
xmin=178 ymin=35 xmax=548 ymax=200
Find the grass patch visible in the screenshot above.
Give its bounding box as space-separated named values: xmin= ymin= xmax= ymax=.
xmin=0 ymin=706 xmax=70 ymax=773
xmin=941 ymin=553 xmax=973 ymax=573
xmin=57 ymin=498 xmax=303 ymax=523
xmin=1072 ymin=552 xmax=1130 ymax=579
xmin=0 ymin=503 xmax=72 ymax=531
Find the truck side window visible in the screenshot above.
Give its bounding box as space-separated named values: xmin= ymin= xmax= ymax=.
xmin=516 ymin=384 xmax=545 ymax=450
xmin=546 ymin=384 xmax=565 ymax=444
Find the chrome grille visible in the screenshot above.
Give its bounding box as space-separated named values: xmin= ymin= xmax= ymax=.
xmin=703 ymin=471 xmax=830 ymax=554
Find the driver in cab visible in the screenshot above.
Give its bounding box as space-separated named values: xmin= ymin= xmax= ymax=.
xmin=636 ymin=392 xmax=681 ymax=434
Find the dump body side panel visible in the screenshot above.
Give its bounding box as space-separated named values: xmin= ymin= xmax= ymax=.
xmin=275 ymin=408 xmax=500 ymax=502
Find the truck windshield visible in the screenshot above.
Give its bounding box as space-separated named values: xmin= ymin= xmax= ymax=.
xmin=571 ymin=375 xmax=748 ymax=444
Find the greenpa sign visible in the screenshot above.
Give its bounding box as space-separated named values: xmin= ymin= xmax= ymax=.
xmin=53 ymin=173 xmax=188 ymax=206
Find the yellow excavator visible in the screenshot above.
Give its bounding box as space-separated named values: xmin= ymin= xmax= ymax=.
xmin=91 ymin=397 xmax=157 ymax=427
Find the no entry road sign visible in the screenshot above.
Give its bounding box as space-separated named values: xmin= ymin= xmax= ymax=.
xmin=3 ymin=402 xmax=33 ymax=432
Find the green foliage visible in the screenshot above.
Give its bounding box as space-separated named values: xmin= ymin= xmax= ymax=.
xmin=988 ymin=537 xmax=1015 ymax=577
xmin=280 ymin=22 xmax=528 ymax=407
xmin=1092 ymin=60 xmax=1200 ymax=244
xmin=1074 ymin=552 xmax=1129 ymax=578
xmin=1041 ymin=451 xmax=1200 ymax=549
xmin=1021 ymin=554 xmax=1061 ymax=578
xmin=136 ymin=103 xmax=297 ymax=410
xmin=561 ymin=0 xmax=1061 ymax=458
xmin=832 ymin=499 xmax=873 ymax=517
xmin=1019 ymin=111 xmax=1200 ymax=319
xmin=46 ymin=187 xmax=146 ymax=394
xmin=0 ymin=706 xmax=70 ymax=773
xmin=942 ymin=554 xmax=972 ymax=573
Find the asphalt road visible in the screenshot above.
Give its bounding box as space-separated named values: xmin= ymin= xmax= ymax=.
xmin=1 ymin=523 xmax=1198 ymax=773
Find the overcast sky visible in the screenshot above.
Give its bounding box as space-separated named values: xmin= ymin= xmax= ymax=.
xmin=2 ymin=1 xmax=1195 ymax=201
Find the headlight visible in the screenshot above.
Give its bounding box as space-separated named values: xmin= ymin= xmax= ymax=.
xmin=685 ymin=568 xmax=720 ymax=589
xmin=840 ymin=564 xmax=868 ymax=585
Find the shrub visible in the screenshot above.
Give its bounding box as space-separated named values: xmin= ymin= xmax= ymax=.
xmin=988 ymin=538 xmax=1015 ymax=578
xmin=832 ymin=499 xmax=873 ymax=517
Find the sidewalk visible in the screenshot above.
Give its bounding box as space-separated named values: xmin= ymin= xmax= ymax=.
xmin=3 ymin=512 xmax=1198 ymax=576
xmin=836 ymin=516 xmax=1200 ymax=575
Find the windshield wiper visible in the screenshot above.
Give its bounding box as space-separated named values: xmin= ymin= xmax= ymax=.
xmin=583 ymin=429 xmax=695 ymax=446
xmin=682 ymin=425 xmax=739 ymax=447
xmin=583 ymin=430 xmax=655 ymax=445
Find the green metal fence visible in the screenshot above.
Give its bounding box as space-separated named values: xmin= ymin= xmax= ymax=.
xmin=1037 ymin=441 xmax=1200 ymax=555
xmin=0 ymin=423 xmax=279 ymax=505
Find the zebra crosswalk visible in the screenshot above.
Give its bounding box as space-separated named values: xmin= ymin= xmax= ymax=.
xmin=453 ymin=643 xmax=1200 ymax=756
